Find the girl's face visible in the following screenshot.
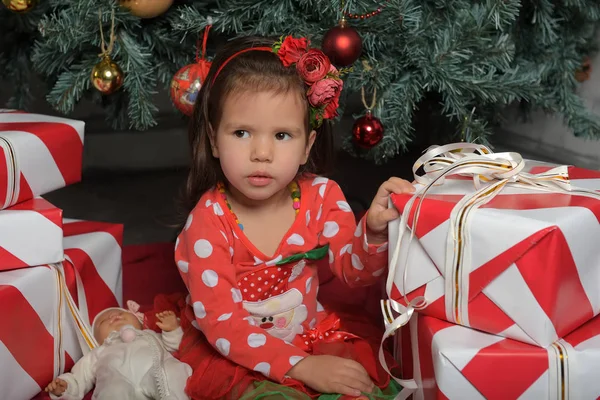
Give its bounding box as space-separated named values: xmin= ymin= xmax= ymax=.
xmin=210 ymin=89 xmax=316 ymax=204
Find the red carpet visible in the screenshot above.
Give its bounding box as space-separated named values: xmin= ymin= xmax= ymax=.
xmin=33 ymin=234 xmax=384 ymax=399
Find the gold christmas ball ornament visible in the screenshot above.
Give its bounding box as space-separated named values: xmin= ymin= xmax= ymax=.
xmin=119 ymin=0 xmax=173 ymax=19
xmin=2 ymin=0 xmax=37 ymax=12
xmin=91 ymin=56 xmax=124 ymax=95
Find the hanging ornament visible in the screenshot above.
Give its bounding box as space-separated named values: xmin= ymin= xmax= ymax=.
xmin=2 ymin=0 xmax=37 ymax=13
xmin=322 ymin=16 xmax=362 ymax=67
xmin=170 ymin=24 xmax=213 ymax=116
xmin=91 ymin=10 xmax=124 ymax=95
xmin=119 ymin=0 xmax=173 ymax=19
xmin=575 ymin=57 xmax=592 ymax=83
xmin=352 ymin=86 xmax=384 ymax=149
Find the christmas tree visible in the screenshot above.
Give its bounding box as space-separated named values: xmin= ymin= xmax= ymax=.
xmin=1 ymin=0 xmax=599 ymax=163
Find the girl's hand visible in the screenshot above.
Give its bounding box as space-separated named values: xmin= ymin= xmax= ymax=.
xmin=287 ymin=355 xmax=374 ymax=396
xmin=366 ymin=177 xmax=415 ymax=244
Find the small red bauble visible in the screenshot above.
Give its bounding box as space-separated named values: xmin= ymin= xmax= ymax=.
xmin=322 ymin=18 xmax=362 ymax=67
xmin=352 ymin=110 xmax=384 ymax=149
xmin=170 ymin=60 xmax=211 ymax=116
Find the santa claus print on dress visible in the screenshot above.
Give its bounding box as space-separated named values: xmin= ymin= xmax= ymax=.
xmin=243 ymin=288 xmax=308 ymax=343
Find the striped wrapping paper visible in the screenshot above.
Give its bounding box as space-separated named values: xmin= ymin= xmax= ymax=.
xmin=0 ymin=110 xmax=84 ymax=210
xmin=387 ymin=157 xmax=600 ymax=348
xmin=395 ymin=314 xmax=600 ymax=400
xmin=0 ymin=197 xmax=63 ymax=271
xmin=0 ymin=219 xmax=123 ymax=400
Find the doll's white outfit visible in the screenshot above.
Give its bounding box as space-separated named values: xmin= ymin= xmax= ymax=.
xmin=50 ymin=326 xmax=192 ymax=400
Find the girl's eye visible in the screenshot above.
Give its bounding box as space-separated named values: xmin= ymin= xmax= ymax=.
xmin=234 ymin=130 xmax=250 ymax=138
xmin=275 ymin=132 xmax=291 ymax=140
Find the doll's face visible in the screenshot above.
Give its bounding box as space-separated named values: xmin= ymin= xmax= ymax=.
xmin=93 ymin=309 xmax=143 ymax=343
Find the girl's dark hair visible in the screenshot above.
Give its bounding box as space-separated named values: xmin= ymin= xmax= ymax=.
xmin=182 ymin=36 xmax=335 ymax=214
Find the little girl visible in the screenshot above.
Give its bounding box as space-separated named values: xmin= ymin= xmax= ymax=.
xmin=175 ymin=35 xmax=414 ymax=399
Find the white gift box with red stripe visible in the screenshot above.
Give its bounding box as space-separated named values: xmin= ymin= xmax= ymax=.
xmin=0 ymin=110 xmax=84 ymax=210
xmin=0 ymin=197 xmax=63 ymax=271
xmin=387 ymin=144 xmax=600 ymax=348
xmin=395 ymin=313 xmax=600 ymax=400
xmin=0 ymin=219 xmax=123 ymax=400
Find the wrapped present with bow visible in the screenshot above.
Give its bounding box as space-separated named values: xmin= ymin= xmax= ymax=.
xmin=0 ymin=110 xmax=84 ymax=210
xmin=382 ymin=143 xmax=600 ymax=350
xmin=0 ymin=219 xmax=122 ymax=400
xmin=394 ymin=313 xmax=600 ymax=400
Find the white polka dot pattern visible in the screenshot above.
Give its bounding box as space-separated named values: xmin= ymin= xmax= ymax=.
xmin=287 ymin=233 xmax=305 ymax=246
xmin=193 ymin=301 xmax=206 ymax=319
xmin=318 ymin=184 xmax=326 ymax=198
xmin=213 ymin=202 xmax=224 ymax=216
xmin=354 ymin=223 xmax=363 ymax=238
xmin=312 ymin=177 xmax=329 ymax=186
xmin=377 ymin=243 xmax=389 ymax=253
xmin=185 ymin=215 xmax=193 ymax=230
xmin=247 ymin=333 xmax=267 ymax=348
xmin=305 ymin=277 xmax=312 ymax=294
xmin=253 ymin=362 xmax=271 ymax=377
xmin=194 ymin=239 xmax=213 ymax=258
xmin=215 ymin=338 xmax=230 ymax=356
xmin=266 ymin=255 xmax=282 ymax=266
xmin=289 ymin=356 xmax=304 ymax=366
xmin=217 ymin=312 xmax=232 ymax=321
xmin=202 ymin=270 xmax=219 ymax=287
xmin=323 ymin=221 xmax=339 ymax=238
xmin=177 ymin=260 xmax=189 ymax=273
xmin=339 ymin=244 xmax=352 ymax=256
xmin=351 ymin=254 xmax=365 ymax=270
xmin=231 ymin=288 xmax=243 ymax=303
xmin=336 ymin=201 xmax=352 ymax=212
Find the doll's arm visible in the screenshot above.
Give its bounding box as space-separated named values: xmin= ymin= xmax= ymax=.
xmin=161 ymin=326 xmax=184 ymax=352
xmin=48 ymin=350 xmax=98 ymax=400
xmin=155 ymin=310 xmax=184 ymax=352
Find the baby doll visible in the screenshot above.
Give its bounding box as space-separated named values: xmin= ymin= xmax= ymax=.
xmin=44 ymin=301 xmax=192 ymax=400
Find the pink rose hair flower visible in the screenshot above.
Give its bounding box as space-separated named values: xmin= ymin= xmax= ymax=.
xmin=297 ymin=49 xmax=331 ymax=84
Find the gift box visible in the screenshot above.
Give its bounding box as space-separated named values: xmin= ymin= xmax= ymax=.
xmin=0 ymin=110 xmax=84 ymax=210
xmin=0 ymin=198 xmax=63 ymax=271
xmin=386 ymin=144 xmax=600 ymax=347
xmin=395 ymin=313 xmax=600 ymax=400
xmin=0 ymin=219 xmax=122 ymax=400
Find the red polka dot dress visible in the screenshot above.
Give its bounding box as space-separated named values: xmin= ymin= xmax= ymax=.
xmin=174 ymin=175 xmax=390 ymax=398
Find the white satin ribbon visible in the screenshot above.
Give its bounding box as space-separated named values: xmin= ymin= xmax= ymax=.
xmin=52 ymin=260 xmax=99 ymax=369
xmin=380 ymin=143 xmax=600 ymax=398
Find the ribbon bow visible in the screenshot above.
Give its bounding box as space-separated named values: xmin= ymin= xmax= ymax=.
xmin=127 ymin=300 xmax=145 ymax=324
xmin=295 ymin=313 xmax=359 ymax=352
xmin=276 ymin=244 xmax=329 ymax=266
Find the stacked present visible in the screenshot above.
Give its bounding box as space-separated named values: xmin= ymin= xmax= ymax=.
xmin=382 ymin=143 xmax=600 ymax=399
xmin=0 ymin=110 xmax=124 ymax=400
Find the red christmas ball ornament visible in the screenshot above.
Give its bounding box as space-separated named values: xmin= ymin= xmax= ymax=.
xmin=352 ymin=110 xmax=384 ymax=149
xmin=322 ymin=17 xmax=362 ymax=67
xmin=170 ymin=60 xmax=211 ymax=116
xmin=170 ymin=25 xmax=213 ymax=116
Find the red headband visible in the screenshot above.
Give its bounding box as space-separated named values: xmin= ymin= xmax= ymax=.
xmin=210 ymin=36 xmax=345 ymax=129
